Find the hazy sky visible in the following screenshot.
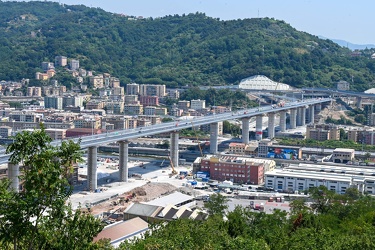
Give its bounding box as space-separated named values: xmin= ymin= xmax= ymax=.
xmin=8 ymin=0 xmax=375 ymax=44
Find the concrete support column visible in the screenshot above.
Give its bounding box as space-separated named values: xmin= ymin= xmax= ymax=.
xmin=209 ymin=122 xmax=219 ymax=154
xmin=170 ymin=132 xmax=179 ymax=169
xmin=255 ymin=115 xmax=263 ymax=141
xmin=356 ymin=97 xmax=362 ymax=109
xmin=301 ymin=107 xmax=306 ymax=126
xmin=280 ymin=111 xmax=286 ymax=132
xmin=290 ymin=108 xmax=297 ymax=129
xmin=8 ymin=163 xmax=19 ymax=192
xmin=241 ymin=117 xmax=250 ymax=144
xmin=268 ymin=113 xmax=275 ymax=139
xmin=87 ymin=146 xmax=97 ymax=192
xmin=296 ymin=108 xmax=302 ymax=126
xmin=316 ymin=104 xmax=322 ymax=112
xmin=309 ymin=105 xmax=315 ymax=124
xmin=119 ymin=140 xmax=129 ymax=182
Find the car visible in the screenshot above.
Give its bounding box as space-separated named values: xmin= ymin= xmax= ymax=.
xmin=138 ymin=131 xmax=142 ymax=133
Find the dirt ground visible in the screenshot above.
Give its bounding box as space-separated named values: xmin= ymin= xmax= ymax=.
xmin=89 ymin=182 xmax=202 ymax=216
xmin=317 ymin=103 xmax=359 ymax=125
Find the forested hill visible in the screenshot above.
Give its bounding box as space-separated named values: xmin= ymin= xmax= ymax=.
xmin=1 ymin=1 xmax=375 ymax=91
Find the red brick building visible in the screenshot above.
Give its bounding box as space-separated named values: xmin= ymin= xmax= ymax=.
xmin=199 ymin=156 xmax=264 ymax=184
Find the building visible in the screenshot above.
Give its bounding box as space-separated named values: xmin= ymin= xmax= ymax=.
xmin=167 ymin=89 xmax=180 ymax=99
xmin=306 ymin=124 xmax=340 ymax=141
xmin=199 ymin=155 xmax=274 ymax=184
xmin=178 ymin=101 xmax=190 ymax=111
xmin=124 ymin=104 xmax=143 ymax=115
xmin=144 ymin=106 xmax=156 ymax=116
xmin=90 ymin=75 xmax=104 ymax=89
xmin=228 ymin=142 xmax=246 ymax=155
xmin=239 ymin=75 xmax=291 ymax=91
xmin=70 ymin=59 xmax=79 ymax=71
xmin=332 ymin=148 xmax=355 ymax=164
xmin=139 ymin=95 xmax=159 ymax=107
xmin=139 ymin=84 xmax=166 ymax=97
xmin=94 ymin=217 xmax=149 ymax=248
xmin=200 ymin=121 xmax=223 ymax=135
xmin=155 ymin=107 xmax=167 ymax=116
xmin=0 ymin=126 xmax=11 ymax=138
xmin=41 ymin=62 xmax=54 ymax=71
xmin=190 ymin=99 xmax=206 ymax=110
xmin=257 ymin=139 xmax=302 ymax=160
xmin=336 ymin=80 xmax=350 ymax=91
xmin=126 ymin=83 xmax=140 ymax=95
xmin=45 ymin=128 xmax=66 ymax=140
xmin=27 ymin=87 xmax=42 ymax=97
xmin=212 ymin=106 xmax=231 ymax=114
xmin=124 ymin=95 xmax=139 ymax=104
xmin=105 ymin=101 xmax=124 ymax=114
xmin=55 ymin=56 xmax=67 ymax=67
xmin=264 ymin=162 xmax=375 ymax=194
xmin=44 ymin=96 xmax=63 ymax=110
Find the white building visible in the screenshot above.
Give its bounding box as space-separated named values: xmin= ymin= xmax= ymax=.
xmin=238 ymin=75 xmax=291 ymax=91
xmin=190 ymin=99 xmax=206 ymax=110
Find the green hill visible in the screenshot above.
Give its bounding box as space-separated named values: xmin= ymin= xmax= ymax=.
xmin=1 ymin=1 xmax=375 ymax=91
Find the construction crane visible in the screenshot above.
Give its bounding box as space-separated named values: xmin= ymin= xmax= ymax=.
xmin=191 ymin=120 xmax=204 ymax=157
xmin=168 ymin=155 xmax=178 ymax=176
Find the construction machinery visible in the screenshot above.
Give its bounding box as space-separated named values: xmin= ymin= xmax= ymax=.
xmin=168 ymin=156 xmax=178 ymax=177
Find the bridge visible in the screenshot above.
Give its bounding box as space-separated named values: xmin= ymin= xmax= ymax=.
xmin=5 ymin=98 xmax=331 ymax=192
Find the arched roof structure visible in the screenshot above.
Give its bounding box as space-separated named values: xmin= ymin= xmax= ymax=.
xmin=238 ymin=75 xmax=291 ymax=91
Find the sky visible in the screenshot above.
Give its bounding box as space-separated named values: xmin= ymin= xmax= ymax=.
xmin=8 ymin=0 xmax=375 ymax=44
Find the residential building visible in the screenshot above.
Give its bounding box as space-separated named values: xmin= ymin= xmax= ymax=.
xmin=139 ymin=84 xmax=166 ymax=97
xmin=167 ymin=89 xmax=180 ymax=99
xmin=41 ymin=62 xmax=54 ymax=71
xmin=200 ymin=121 xmax=223 ymax=136
xmin=155 ymin=107 xmax=167 ymax=116
xmin=70 ymin=59 xmax=80 ymax=71
xmin=124 ymin=95 xmax=138 ymax=104
xmin=27 ymin=87 xmax=42 ymax=97
xmin=63 ymin=95 xmax=84 ymax=108
xmin=55 ymin=56 xmax=67 ymax=67
xmin=105 ymin=101 xmax=124 ymax=114
xmin=144 ymin=106 xmax=156 ymax=116
xmin=126 ymin=83 xmax=140 ymax=95
xmin=44 ymin=96 xmax=63 ymax=110
xmin=306 ymin=124 xmax=340 ymax=141
xmin=90 ymin=75 xmax=104 ymax=89
xmin=228 ymin=142 xmax=246 ymax=155
xmin=0 ymin=126 xmax=11 ymax=138
xmin=139 ymin=95 xmax=159 ymax=107
xmin=190 ymin=99 xmax=206 ymax=110
xmin=178 ymin=101 xmax=190 ymax=111
xmin=124 ymin=104 xmax=143 ymax=115
xmin=45 ymin=128 xmax=66 ymax=140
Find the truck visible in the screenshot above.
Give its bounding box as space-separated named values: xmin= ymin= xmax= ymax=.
xmin=254 ymin=203 xmax=265 ymax=211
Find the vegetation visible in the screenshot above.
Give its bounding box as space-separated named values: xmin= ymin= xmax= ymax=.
xmin=121 ymin=186 xmax=375 ymax=250
xmin=0 ymin=126 xmax=109 ymax=249
xmin=1 ymin=2 xmax=375 ymax=91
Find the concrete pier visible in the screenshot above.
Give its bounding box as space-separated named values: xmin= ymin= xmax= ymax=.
xmin=210 ymin=122 xmax=219 ymax=154
xmin=118 ymin=140 xmax=129 ymax=182
xmin=87 ymin=146 xmax=98 ymax=192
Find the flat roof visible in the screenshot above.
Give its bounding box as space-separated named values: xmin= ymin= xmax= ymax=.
xmin=94 ymin=217 xmax=148 ymax=245
xmin=144 ymin=192 xmax=194 ymax=207
xmin=265 ymin=169 xmax=354 ymax=182
xmin=124 ymin=203 xmax=163 ymax=217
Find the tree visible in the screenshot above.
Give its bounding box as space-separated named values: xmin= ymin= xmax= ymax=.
xmin=204 ymin=193 xmax=229 ymax=216
xmin=0 ymin=126 xmax=108 ymax=250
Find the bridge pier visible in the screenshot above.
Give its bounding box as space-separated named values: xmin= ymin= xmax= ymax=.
xmin=241 ymin=117 xmax=250 ymax=144
xmin=7 ymin=163 xmax=19 ymax=192
xmin=301 ymin=107 xmax=306 ymax=126
xmin=356 ymin=97 xmax=362 ymax=109
xmin=280 ymin=111 xmax=286 ymax=132
xmin=267 ymin=113 xmax=275 ymax=139
xmin=255 ymin=115 xmax=263 ymax=140
xmin=316 ymin=103 xmax=322 ymax=112
xmin=170 ymin=132 xmax=179 ymax=169
xmin=296 ymin=108 xmax=302 ymax=126
xmin=87 ymin=146 xmax=97 ymax=192
xmin=210 ymin=122 xmax=219 ymax=154
xmin=309 ymin=105 xmax=315 ymax=124
xmin=290 ymin=108 xmax=297 ymax=129
xmin=118 ymin=140 xmax=129 ymax=182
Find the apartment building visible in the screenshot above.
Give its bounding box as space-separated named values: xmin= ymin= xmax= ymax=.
xmin=126 ymin=83 xmax=140 ymax=95
xmin=139 ymin=95 xmax=159 ymax=107
xmin=55 ymin=56 xmax=67 ymax=67
xmin=70 ymin=59 xmax=80 ymax=71
xmin=178 ymin=101 xmax=190 ymax=111
xmin=124 ymin=104 xmax=143 ymax=115
xmin=27 ymin=87 xmax=42 ymax=97
xmin=139 ymin=84 xmax=166 ymax=97
xmin=90 ymin=75 xmax=104 ymax=89
xmin=44 ymin=96 xmax=63 ymax=110
xmin=306 ymin=124 xmax=340 ymax=141
xmin=190 ymin=99 xmax=206 ymax=110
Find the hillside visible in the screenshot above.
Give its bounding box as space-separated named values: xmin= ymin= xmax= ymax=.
xmin=1 ymin=1 xmax=375 ymax=91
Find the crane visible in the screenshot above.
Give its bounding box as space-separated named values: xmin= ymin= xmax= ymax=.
xmin=190 ymin=120 xmax=204 ymax=157
xmin=168 ymin=155 xmax=178 ymax=176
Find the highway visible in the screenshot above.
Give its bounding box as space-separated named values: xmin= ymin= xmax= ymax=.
xmin=0 ymin=98 xmax=331 ymax=164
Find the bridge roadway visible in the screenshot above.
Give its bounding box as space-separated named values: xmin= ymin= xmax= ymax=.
xmin=0 ymin=98 xmax=331 ymax=165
